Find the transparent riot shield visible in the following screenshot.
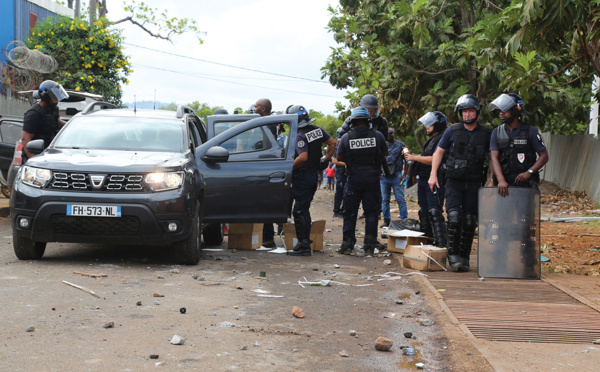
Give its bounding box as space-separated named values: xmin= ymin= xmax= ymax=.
xmin=478 ymin=187 xmax=540 ymax=279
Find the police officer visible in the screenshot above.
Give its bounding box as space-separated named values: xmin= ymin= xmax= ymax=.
xmin=488 ymin=93 xmax=548 ymax=195
xmin=332 ymin=127 xmax=347 ymax=218
xmin=22 ymin=80 xmax=69 ymax=163
xmin=286 ymin=105 xmax=336 ymax=256
xmin=429 ymin=94 xmax=492 ymax=272
xmin=336 ymin=107 xmax=388 ymax=257
xmin=338 ymin=94 xmax=389 ymax=138
xmin=488 ymin=93 xmax=548 ymax=276
xmin=404 ymin=111 xmax=448 ymax=247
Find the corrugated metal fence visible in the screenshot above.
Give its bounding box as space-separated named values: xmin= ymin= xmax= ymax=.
xmin=541 ymin=132 xmax=600 ymax=204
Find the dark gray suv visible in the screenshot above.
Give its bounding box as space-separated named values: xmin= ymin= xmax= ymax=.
xmin=11 ymin=104 xmax=296 ymax=264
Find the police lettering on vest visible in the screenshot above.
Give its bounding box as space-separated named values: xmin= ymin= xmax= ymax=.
xmin=349 ymin=137 xmax=376 ymax=149
xmin=305 ymin=128 xmax=323 ymax=143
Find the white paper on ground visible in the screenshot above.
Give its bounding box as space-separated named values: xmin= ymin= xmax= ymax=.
xmin=256 ymin=246 xmax=272 ymax=250
xmin=390 ymin=229 xmax=425 ymax=237
xmin=257 ymin=294 xmax=284 ymax=298
xmin=267 ymin=247 xmax=288 ymax=254
xmin=202 ymin=248 xmax=223 ymax=251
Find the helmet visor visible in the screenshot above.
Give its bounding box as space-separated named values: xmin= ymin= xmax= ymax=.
xmin=417 ymin=112 xmax=438 ymax=128
xmin=48 ymin=84 xmax=69 ymax=101
xmin=488 ymin=94 xmax=515 ymax=112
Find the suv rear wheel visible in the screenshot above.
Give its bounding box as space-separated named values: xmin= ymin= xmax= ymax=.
xmin=202 ymin=223 xmax=224 ymax=245
xmin=173 ymin=206 xmax=201 ymax=265
xmin=13 ymin=232 xmax=47 ymax=260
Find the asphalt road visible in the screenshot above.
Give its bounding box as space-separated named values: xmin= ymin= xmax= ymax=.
xmin=0 ymin=199 xmax=455 ymax=371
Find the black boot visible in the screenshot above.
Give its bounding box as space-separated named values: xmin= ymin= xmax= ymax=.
xmin=418 ymin=208 xmax=433 ymax=239
xmin=458 ymin=214 xmax=476 ymax=272
xmin=363 ymin=243 xmax=375 ymax=257
xmin=287 ymin=239 xmax=312 ymax=256
xmin=338 ymin=239 xmax=355 ymax=255
xmin=446 ymin=210 xmax=462 ymax=271
xmin=380 ymin=219 xmax=391 ymax=228
xmin=428 ymin=207 xmax=447 ymax=248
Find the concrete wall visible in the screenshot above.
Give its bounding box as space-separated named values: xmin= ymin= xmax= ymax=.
xmin=541 ymin=132 xmax=600 ymax=204
xmin=0 ymin=94 xmax=30 ymax=117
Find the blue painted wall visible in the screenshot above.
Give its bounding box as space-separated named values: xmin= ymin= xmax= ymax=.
xmin=0 ymin=0 xmax=16 ymax=52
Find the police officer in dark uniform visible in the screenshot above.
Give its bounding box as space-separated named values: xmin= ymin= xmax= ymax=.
xmin=22 ymin=80 xmax=69 ymax=163
xmin=404 ymin=111 xmax=448 ymax=247
xmin=332 ymin=127 xmax=347 ymax=218
xmin=336 ymin=107 xmax=388 ymax=257
xmin=429 ymin=95 xmax=492 ymax=272
xmin=286 ymin=105 xmax=336 ymax=256
xmin=488 ymin=93 xmax=548 ymax=275
xmin=338 ymin=94 xmax=389 ymax=138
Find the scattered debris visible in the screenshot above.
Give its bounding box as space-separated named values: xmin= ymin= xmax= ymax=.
xmin=395 ymin=299 xmax=404 ymax=305
xmin=415 ymin=362 xmax=425 ymax=369
xmin=293 ymin=306 xmax=305 ymax=318
xmin=157 ymin=275 xmax=165 ymax=279
xmin=72 ymin=271 xmax=107 ymax=278
xmin=26 ymin=326 xmax=35 ymax=332
xmin=418 ymin=319 xmax=435 ymax=326
xmin=593 ymin=339 xmax=600 ymax=345
xmin=404 ymin=332 xmax=413 ymax=338
xmin=62 ymin=280 xmax=100 ymax=298
xmin=257 ymin=294 xmax=284 ymax=298
xmin=169 ymin=269 xmax=180 ymax=274
xmin=153 ymin=292 xmax=164 ymax=297
xmin=375 ymin=337 xmax=393 ymax=351
xmin=415 ymin=291 xmax=420 ymax=295
xmin=349 ymin=330 xmax=357 ymax=336
xmin=103 ymin=322 xmax=114 ymax=329
xmin=235 ymin=286 xmax=243 ymax=290
xmin=339 ymin=350 xmax=349 ymax=357
xmin=170 ymin=335 xmax=185 ymax=345
xmin=374 ymin=272 xmax=427 ymax=281
xmin=383 ymin=259 xmax=392 ymax=266
xmin=149 ymin=355 xmax=159 ymax=359
xmin=241 ymin=345 xmax=248 ymax=350
xmin=136 ymin=301 xmax=142 ymax=306
xmin=259 ymin=271 xmax=266 ymax=277
xmin=403 ymin=347 xmax=414 ymax=355
xmin=180 ymin=307 xmax=186 ymax=314
xmin=198 ymin=282 xmax=221 ymax=286
xmin=154 ymin=300 xmax=160 ymax=305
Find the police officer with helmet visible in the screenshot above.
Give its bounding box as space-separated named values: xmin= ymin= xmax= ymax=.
xmin=488 ymin=93 xmax=548 ymax=195
xmin=286 ymin=105 xmax=336 ymax=256
xmin=338 ymin=94 xmax=389 ymax=138
xmin=22 ymin=80 xmax=69 ymax=163
xmin=404 ymin=111 xmax=448 ymax=248
xmin=336 ymin=107 xmax=388 ymax=257
xmin=332 ymin=127 xmax=347 ymax=218
xmin=429 ymin=94 xmax=492 ymax=272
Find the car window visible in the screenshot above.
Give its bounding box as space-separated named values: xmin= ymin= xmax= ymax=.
xmin=54 ymin=117 xmax=185 ymax=152
xmin=219 ymin=122 xmax=289 ymax=161
xmin=0 ymin=121 xmax=23 ymax=145
xmin=213 ymin=121 xmax=242 ymax=136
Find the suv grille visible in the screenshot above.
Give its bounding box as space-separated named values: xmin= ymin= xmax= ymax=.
xmin=50 ymin=173 xmax=146 ymax=191
xmin=50 ymin=215 xmax=141 ymax=235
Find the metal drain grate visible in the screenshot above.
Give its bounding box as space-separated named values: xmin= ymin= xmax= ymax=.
xmin=424 ymin=256 xmax=600 ymax=344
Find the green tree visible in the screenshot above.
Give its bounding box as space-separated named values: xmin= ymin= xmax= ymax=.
xmin=322 ymin=0 xmax=594 ymax=143
xmin=27 ymin=16 xmax=130 ymax=105
xmin=314 ymin=115 xmax=343 ymax=138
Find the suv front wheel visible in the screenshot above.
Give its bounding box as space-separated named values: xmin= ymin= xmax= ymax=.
xmin=13 ymin=232 xmax=47 ymax=260
xmin=203 ymin=223 xmax=224 ymax=246
xmin=173 ymin=205 xmax=202 ymax=265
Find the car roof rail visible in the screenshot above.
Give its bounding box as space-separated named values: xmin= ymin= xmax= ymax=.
xmin=81 ymin=101 xmax=119 ymax=115
xmin=177 ymin=105 xmax=195 ymax=118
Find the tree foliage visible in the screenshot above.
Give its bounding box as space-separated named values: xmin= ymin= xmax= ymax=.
xmin=27 ymin=16 xmax=130 ymax=105
xmin=322 ymin=0 xmax=596 ymax=144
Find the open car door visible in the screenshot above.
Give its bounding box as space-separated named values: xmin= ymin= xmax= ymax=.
xmin=197 ymin=114 xmax=297 ymax=224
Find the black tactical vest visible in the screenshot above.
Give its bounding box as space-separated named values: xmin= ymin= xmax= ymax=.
xmin=346 ymin=128 xmax=380 ymax=173
xmin=495 ymin=122 xmax=538 ymax=184
xmin=29 ymin=104 xmax=60 ymax=147
xmin=417 ymin=132 xmax=444 ymax=179
xmin=445 ymin=123 xmax=491 ymax=181
xmin=297 ymin=124 xmax=326 ymax=171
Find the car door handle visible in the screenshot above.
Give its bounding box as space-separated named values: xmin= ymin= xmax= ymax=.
xmin=269 ymin=171 xmax=286 ymax=182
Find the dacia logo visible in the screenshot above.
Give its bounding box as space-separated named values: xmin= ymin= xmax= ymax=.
xmin=90 ymin=175 xmax=106 ymax=189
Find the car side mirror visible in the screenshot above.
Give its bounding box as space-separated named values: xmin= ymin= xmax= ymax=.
xmin=66 ymin=107 xmax=79 ymax=116
xmin=26 ymin=139 xmax=45 ymax=156
xmin=202 ymin=146 xmax=229 ymax=163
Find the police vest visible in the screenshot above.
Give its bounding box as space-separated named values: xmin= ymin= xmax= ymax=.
xmin=445 ymin=123 xmax=491 ymax=181
xmin=495 ymin=122 xmax=538 ymax=184
xmin=29 ymin=104 xmax=60 ymax=147
xmin=346 ymin=128 xmax=380 ymax=173
xmin=297 ymin=124 xmax=325 ymax=171
xmin=417 ymin=131 xmax=445 ymax=179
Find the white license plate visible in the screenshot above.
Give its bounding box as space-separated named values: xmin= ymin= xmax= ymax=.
xmin=67 ymin=205 xmax=121 ymax=217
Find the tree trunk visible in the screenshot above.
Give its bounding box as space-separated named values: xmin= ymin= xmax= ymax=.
xmin=75 ymin=0 xmax=81 ymax=18
xmin=89 ymin=0 xmax=97 ymax=24
xmin=99 ymin=0 xmax=108 ymax=18
xmin=67 ymin=0 xmax=73 ymax=9
xmin=587 ymin=20 xmax=600 ymax=77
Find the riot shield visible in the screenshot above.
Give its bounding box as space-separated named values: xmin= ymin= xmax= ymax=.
xmin=478 ymin=187 xmax=540 ymax=279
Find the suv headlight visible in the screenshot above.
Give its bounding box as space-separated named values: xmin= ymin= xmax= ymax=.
xmin=145 ymin=172 xmax=183 ymax=192
xmin=21 ymin=165 xmax=52 ymax=188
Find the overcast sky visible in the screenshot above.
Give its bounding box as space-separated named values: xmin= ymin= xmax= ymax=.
xmin=107 ymin=0 xmax=347 ymax=115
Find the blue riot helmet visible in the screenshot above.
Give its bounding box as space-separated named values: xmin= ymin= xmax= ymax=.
xmin=454 ymin=94 xmax=481 ymax=124
xmin=38 ymin=80 xmax=69 ymax=105
xmin=285 ymin=104 xmax=315 ymax=128
xmin=360 ymin=94 xmax=380 ymax=118
xmin=488 ymin=93 xmax=528 ymax=124
xmin=348 ymin=106 xmax=371 ymax=127
xmin=418 ymin=111 xmax=447 ymax=135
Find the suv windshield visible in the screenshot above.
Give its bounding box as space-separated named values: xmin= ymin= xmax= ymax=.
xmin=54 ymin=117 xmax=185 ymax=152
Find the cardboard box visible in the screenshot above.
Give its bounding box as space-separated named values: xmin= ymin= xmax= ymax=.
xmin=387 ymin=230 xmax=429 ymax=253
xmin=227 ymin=223 xmax=263 ymax=250
xmin=282 ymin=219 xmax=326 ymax=251
xmin=403 ymin=245 xmax=448 ymax=271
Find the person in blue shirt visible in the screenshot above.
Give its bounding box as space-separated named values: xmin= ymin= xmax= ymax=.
xmin=429 ymin=94 xmax=492 ymax=272
xmin=336 ymin=107 xmax=388 ymax=257
xmin=286 ymin=105 xmax=335 ymax=256
xmin=380 ymin=128 xmax=407 ymax=227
